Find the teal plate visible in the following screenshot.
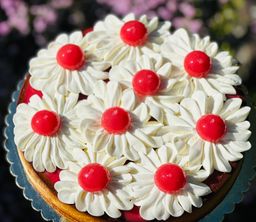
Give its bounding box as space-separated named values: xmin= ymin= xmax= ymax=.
xmin=3 ymin=79 xmax=256 ymax=222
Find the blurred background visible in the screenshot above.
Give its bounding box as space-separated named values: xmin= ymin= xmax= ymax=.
xmin=0 ymin=0 xmax=256 ymax=221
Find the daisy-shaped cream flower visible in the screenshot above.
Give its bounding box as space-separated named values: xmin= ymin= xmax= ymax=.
xmin=86 ymin=13 xmax=171 ymax=65
xmin=29 ymin=31 xmax=109 ymax=95
xmin=161 ymin=28 xmax=241 ymax=98
xmin=163 ymin=90 xmax=251 ymax=175
xmin=54 ymin=149 xmax=133 ymax=218
xmin=75 ymin=80 xmax=163 ymax=161
xmin=109 ymin=55 xmax=182 ymax=122
xmin=129 ymin=146 xmax=211 ymax=220
xmin=13 ymin=93 xmax=85 ymax=172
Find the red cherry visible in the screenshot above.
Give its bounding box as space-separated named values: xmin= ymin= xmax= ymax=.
xmin=44 ymin=168 xmax=61 ymax=184
xmin=24 ymin=81 xmax=43 ymax=104
xmin=83 ymin=27 xmax=93 ymax=36
xmin=123 ymin=206 xmax=145 ymax=222
xmin=132 ymin=69 xmax=161 ymax=96
xmin=184 ymin=50 xmax=211 ymax=78
xmin=31 ymin=110 xmax=61 ymax=136
xmin=101 ymin=107 xmax=131 ymax=134
xmin=120 ymin=20 xmax=148 ymax=46
xmin=154 ymin=163 xmax=186 ymax=194
xmin=56 ymin=44 xmax=85 ymax=70
xmin=196 ymin=114 xmax=227 ymax=142
xmin=78 ymin=163 xmax=110 ymax=192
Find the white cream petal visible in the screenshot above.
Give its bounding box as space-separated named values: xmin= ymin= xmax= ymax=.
xmin=202 ymin=142 xmax=214 ymax=174
xmin=180 ymin=98 xmax=201 ymax=122
xmin=106 ymin=81 xmax=122 ymax=107
xmin=133 ymin=103 xmax=149 ymax=123
xmin=225 ymin=107 xmax=251 ymax=123
xmin=171 ymin=198 xmax=184 ymax=217
xmin=126 ymin=132 xmax=148 ymax=154
xmin=226 ymin=141 xmax=251 ymax=153
xmin=42 ymin=138 xmax=55 ymax=172
xmin=212 ymin=144 xmax=232 ymax=172
xmin=152 ymin=192 xmax=169 ymax=220
xmin=59 ymin=170 xmax=77 ymax=182
xmin=198 ymin=78 xmax=221 ymax=96
xmin=188 ymin=181 xmax=211 ymax=197
xmin=177 ymin=194 xmax=192 ymax=213
xmin=121 ymin=89 xmax=136 ymax=111
xmin=75 ymin=191 xmax=87 ymax=212
xmin=112 ymin=135 xmax=128 ymax=157
xmin=187 ymin=192 xmax=203 ymax=208
xmin=93 ymin=130 xmax=113 ymax=152
xmin=139 ymin=187 xmax=160 ymax=220
xmin=86 ymin=193 xmax=105 ymax=216
xmin=215 ymin=144 xmax=241 ymax=161
xmin=223 ymin=131 xmax=251 ymax=142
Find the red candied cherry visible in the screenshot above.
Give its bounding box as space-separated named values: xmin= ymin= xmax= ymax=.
xmin=83 ymin=27 xmax=93 ymax=36
xmin=154 ymin=163 xmax=186 ymax=194
xmin=78 ymin=163 xmax=110 ymax=192
xmin=31 ymin=110 xmax=61 ymax=136
xmin=120 ymin=20 xmax=148 ymax=46
xmin=44 ymin=168 xmax=61 ymax=184
xmin=101 ymin=107 xmax=131 ymax=134
xmin=24 ymin=81 xmax=43 ymax=104
xmin=184 ymin=50 xmax=211 ymax=78
xmin=132 ymin=69 xmax=161 ymax=96
xmin=56 ymin=44 xmax=85 ymax=70
xmin=196 ymin=114 xmax=227 ymax=143
xmin=123 ymin=206 xmax=145 ymax=222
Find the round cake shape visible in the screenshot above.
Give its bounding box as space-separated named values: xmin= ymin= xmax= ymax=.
xmin=9 ymin=13 xmax=253 ymax=222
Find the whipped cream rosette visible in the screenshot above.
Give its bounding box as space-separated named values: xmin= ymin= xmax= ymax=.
xmin=75 ymin=80 xmax=163 ymax=161
xmin=29 ymin=31 xmax=109 ymax=95
xmin=162 ymin=91 xmax=251 ymax=175
xmin=54 ymin=149 xmax=133 ymax=218
xmin=161 ymin=28 xmax=241 ymax=98
xmin=13 ymin=93 xmax=85 ymax=172
xmin=129 ymin=146 xmax=211 ymax=220
xmin=86 ymin=13 xmax=171 ymax=65
xmin=109 ymin=54 xmax=181 ymax=122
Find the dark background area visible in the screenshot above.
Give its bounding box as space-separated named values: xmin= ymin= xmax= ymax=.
xmin=1 ymin=0 xmax=256 ymax=221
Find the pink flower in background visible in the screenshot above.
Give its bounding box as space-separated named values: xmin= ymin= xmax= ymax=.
xmin=97 ymin=0 xmax=202 ymax=33
xmin=0 ymin=0 xmax=73 ymax=37
xmin=0 ymin=0 xmax=29 ymax=35
xmin=31 ymin=5 xmax=57 ymax=33
xmin=0 ymin=21 xmax=11 ymax=35
xmin=173 ymin=17 xmax=202 ymax=33
xmin=179 ymin=2 xmax=196 ymax=18
xmin=50 ymin=0 xmax=73 ymax=9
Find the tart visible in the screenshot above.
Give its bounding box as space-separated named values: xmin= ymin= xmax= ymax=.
xmin=12 ymin=14 xmax=252 ymax=222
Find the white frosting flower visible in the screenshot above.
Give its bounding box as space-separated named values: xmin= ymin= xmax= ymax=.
xmin=161 ymin=28 xmax=242 ymax=98
xmin=163 ymin=91 xmax=251 ymax=175
xmin=29 ymin=31 xmax=109 ymax=95
xmin=75 ymin=80 xmax=163 ymax=161
xmin=54 ymin=149 xmax=133 ymax=218
xmin=129 ymin=146 xmax=211 ymax=220
xmin=14 ymin=93 xmax=85 ymax=172
xmin=86 ymin=13 xmax=171 ymax=65
xmin=109 ymin=54 xmax=181 ymax=122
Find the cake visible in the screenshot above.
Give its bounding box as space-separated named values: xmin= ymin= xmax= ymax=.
xmin=12 ymin=14 xmax=252 ymax=222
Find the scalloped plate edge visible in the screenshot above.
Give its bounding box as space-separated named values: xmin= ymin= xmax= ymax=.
xmin=3 ymin=80 xmax=60 ymax=222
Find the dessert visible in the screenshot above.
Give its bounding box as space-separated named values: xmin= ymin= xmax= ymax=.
xmin=11 ymin=13 xmax=252 ymax=222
